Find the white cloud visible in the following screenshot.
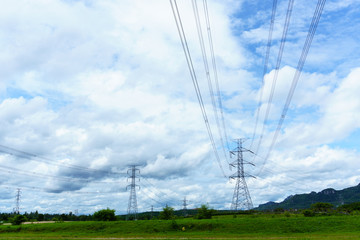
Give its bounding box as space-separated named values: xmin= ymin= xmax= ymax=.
xmin=0 ymin=0 xmax=359 ymax=214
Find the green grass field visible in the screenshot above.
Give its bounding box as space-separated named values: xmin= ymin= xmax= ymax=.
xmin=1 ymin=214 xmax=360 ymax=239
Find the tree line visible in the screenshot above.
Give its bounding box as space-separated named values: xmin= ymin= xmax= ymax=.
xmin=2 ymin=201 xmax=360 ymax=225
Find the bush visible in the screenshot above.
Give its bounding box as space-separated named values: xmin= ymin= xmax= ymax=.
xmin=311 ymin=202 xmax=334 ymax=213
xmin=171 ymin=220 xmax=179 ymax=230
xmin=338 ymin=202 xmax=360 ymax=213
xmin=93 ymin=208 xmax=116 ymax=221
xmin=274 ymin=208 xmax=284 ymax=213
xmin=52 ymin=217 xmax=64 ymax=223
xmin=37 ymin=214 xmax=44 ymax=221
xmin=303 ymin=209 xmax=315 ymax=217
xmin=11 ymin=215 xmax=27 ymax=225
xmin=195 ymin=204 xmax=215 ymax=219
xmin=159 ymin=206 xmax=174 ymax=220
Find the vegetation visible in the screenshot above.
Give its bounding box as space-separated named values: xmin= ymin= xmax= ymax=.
xmin=158 ymin=205 xmax=174 ymax=220
xmin=93 ymin=208 xmax=116 ymax=221
xmin=2 ymin=201 xmax=360 ymax=239
xmin=0 ymin=213 xmax=360 ymax=239
xmin=311 ymin=202 xmax=334 ymax=213
xmin=0 ymin=211 xmax=93 ymax=223
xmin=195 ymin=204 xmax=215 ymax=219
xmin=338 ymin=202 xmax=360 ymax=213
xmin=257 ymin=183 xmax=360 ymax=210
xmin=10 ymin=215 xmax=28 ymax=225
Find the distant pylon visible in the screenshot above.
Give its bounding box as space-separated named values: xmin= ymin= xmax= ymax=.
xmin=126 ymin=165 xmax=140 ymax=220
xmin=229 ymin=139 xmax=255 ymax=211
xmin=182 ymin=196 xmax=188 ymax=216
xmin=14 ymin=188 xmax=21 ymax=214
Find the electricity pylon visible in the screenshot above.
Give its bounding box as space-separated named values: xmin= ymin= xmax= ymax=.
xmin=229 ymin=139 xmax=255 ymax=211
xmin=126 ymin=165 xmax=140 ymax=220
xmin=182 ymin=196 xmax=188 ymax=216
xmin=14 ymin=188 xmax=21 ymax=214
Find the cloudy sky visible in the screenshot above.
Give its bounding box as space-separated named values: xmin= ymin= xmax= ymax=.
xmin=0 ymin=0 xmax=359 ymax=215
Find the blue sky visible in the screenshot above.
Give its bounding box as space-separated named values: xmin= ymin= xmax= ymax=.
xmin=0 ymin=0 xmax=359 ymax=215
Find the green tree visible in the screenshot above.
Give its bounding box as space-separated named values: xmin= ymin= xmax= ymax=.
xmin=159 ymin=206 xmax=174 ymax=220
xmin=311 ymin=202 xmax=334 ymax=213
xmin=93 ymin=208 xmax=116 ymax=221
xmin=303 ymin=209 xmax=315 ymax=217
xmin=196 ymin=204 xmax=215 ymax=219
xmin=338 ymin=202 xmax=360 ymax=213
xmin=37 ymin=213 xmax=44 ymax=221
xmin=11 ymin=215 xmax=28 ymax=225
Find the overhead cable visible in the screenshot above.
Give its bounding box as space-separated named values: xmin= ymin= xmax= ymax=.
xmin=202 ymin=0 xmax=231 ymax=153
xmin=0 ymin=144 xmax=126 ymax=177
xmin=258 ymin=0 xmax=327 ymax=175
xmin=169 ymin=0 xmax=227 ymax=178
xmin=0 ymin=164 xmax=121 ymax=184
xmin=250 ymin=0 xmax=278 ymax=150
xmin=192 ymin=0 xmax=230 ymax=164
xmin=252 ymin=0 xmax=295 ymax=158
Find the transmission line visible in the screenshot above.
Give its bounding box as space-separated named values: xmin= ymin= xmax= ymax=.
xmin=252 ymin=0 xmax=295 ymax=159
xmin=0 ymin=144 xmax=126 ymax=177
xmin=169 ymin=0 xmax=227 ymax=178
xmin=1 ymin=183 xmax=122 ymax=194
xmin=257 ymin=0 xmax=327 ymax=175
xmin=202 ymin=0 xmax=231 ymax=153
xmin=192 ymin=0 xmax=230 ymax=164
xmin=140 ymin=177 xmax=178 ymax=205
xmin=250 ymin=0 xmax=278 ymax=149
xmin=0 ymin=164 xmax=124 ymax=184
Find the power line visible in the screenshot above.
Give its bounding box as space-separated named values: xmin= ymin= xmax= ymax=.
xmin=202 ymin=0 xmax=231 ymax=153
xmin=169 ymin=0 xmax=227 ymax=178
xmin=140 ymin=182 xmax=173 ymax=206
xmin=252 ymin=0 xmax=295 ymax=158
xmin=0 ymin=164 xmax=123 ymax=184
xmin=257 ymin=0 xmax=327 ymax=175
xmin=1 ymin=183 xmax=122 ymax=194
xmin=192 ymin=0 xmax=230 ymax=164
xmin=250 ymin=0 xmax=278 ymax=150
xmin=139 ymin=177 xmax=179 ymax=205
xmin=140 ymin=189 xmax=166 ymax=207
xmin=0 ymin=144 xmax=126 ymax=177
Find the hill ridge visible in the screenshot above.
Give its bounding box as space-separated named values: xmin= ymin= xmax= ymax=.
xmin=256 ymin=183 xmax=360 ymax=210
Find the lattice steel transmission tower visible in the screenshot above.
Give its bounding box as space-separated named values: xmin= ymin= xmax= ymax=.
xmin=229 ymin=139 xmax=255 ymax=211
xmin=182 ymin=196 xmax=188 ymax=216
xmin=126 ymin=165 xmax=140 ymax=220
xmin=14 ymin=188 xmax=21 ymax=214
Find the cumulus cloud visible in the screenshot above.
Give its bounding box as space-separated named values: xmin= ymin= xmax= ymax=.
xmin=0 ymin=0 xmax=359 ymax=214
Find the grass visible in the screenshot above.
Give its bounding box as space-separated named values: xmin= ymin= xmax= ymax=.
xmin=0 ymin=214 xmax=360 ymax=239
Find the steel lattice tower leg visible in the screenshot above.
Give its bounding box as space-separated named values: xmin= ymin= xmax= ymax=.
xmin=230 ymin=139 xmax=255 ymax=211
xmin=126 ymin=165 xmax=140 ymax=220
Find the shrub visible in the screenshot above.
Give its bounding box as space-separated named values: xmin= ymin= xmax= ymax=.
xmin=303 ymin=209 xmax=315 ymax=217
xmin=338 ymin=202 xmax=360 ymax=213
xmin=171 ymin=220 xmax=179 ymax=230
xmin=274 ymin=208 xmax=284 ymax=213
xmin=195 ymin=204 xmax=215 ymax=219
xmin=311 ymin=202 xmax=334 ymax=213
xmin=159 ymin=206 xmax=174 ymax=220
xmin=93 ymin=208 xmax=116 ymax=221
xmin=11 ymin=215 xmax=27 ymax=225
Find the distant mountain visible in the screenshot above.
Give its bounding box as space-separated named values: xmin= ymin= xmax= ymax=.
xmin=256 ymin=183 xmax=360 ymax=211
